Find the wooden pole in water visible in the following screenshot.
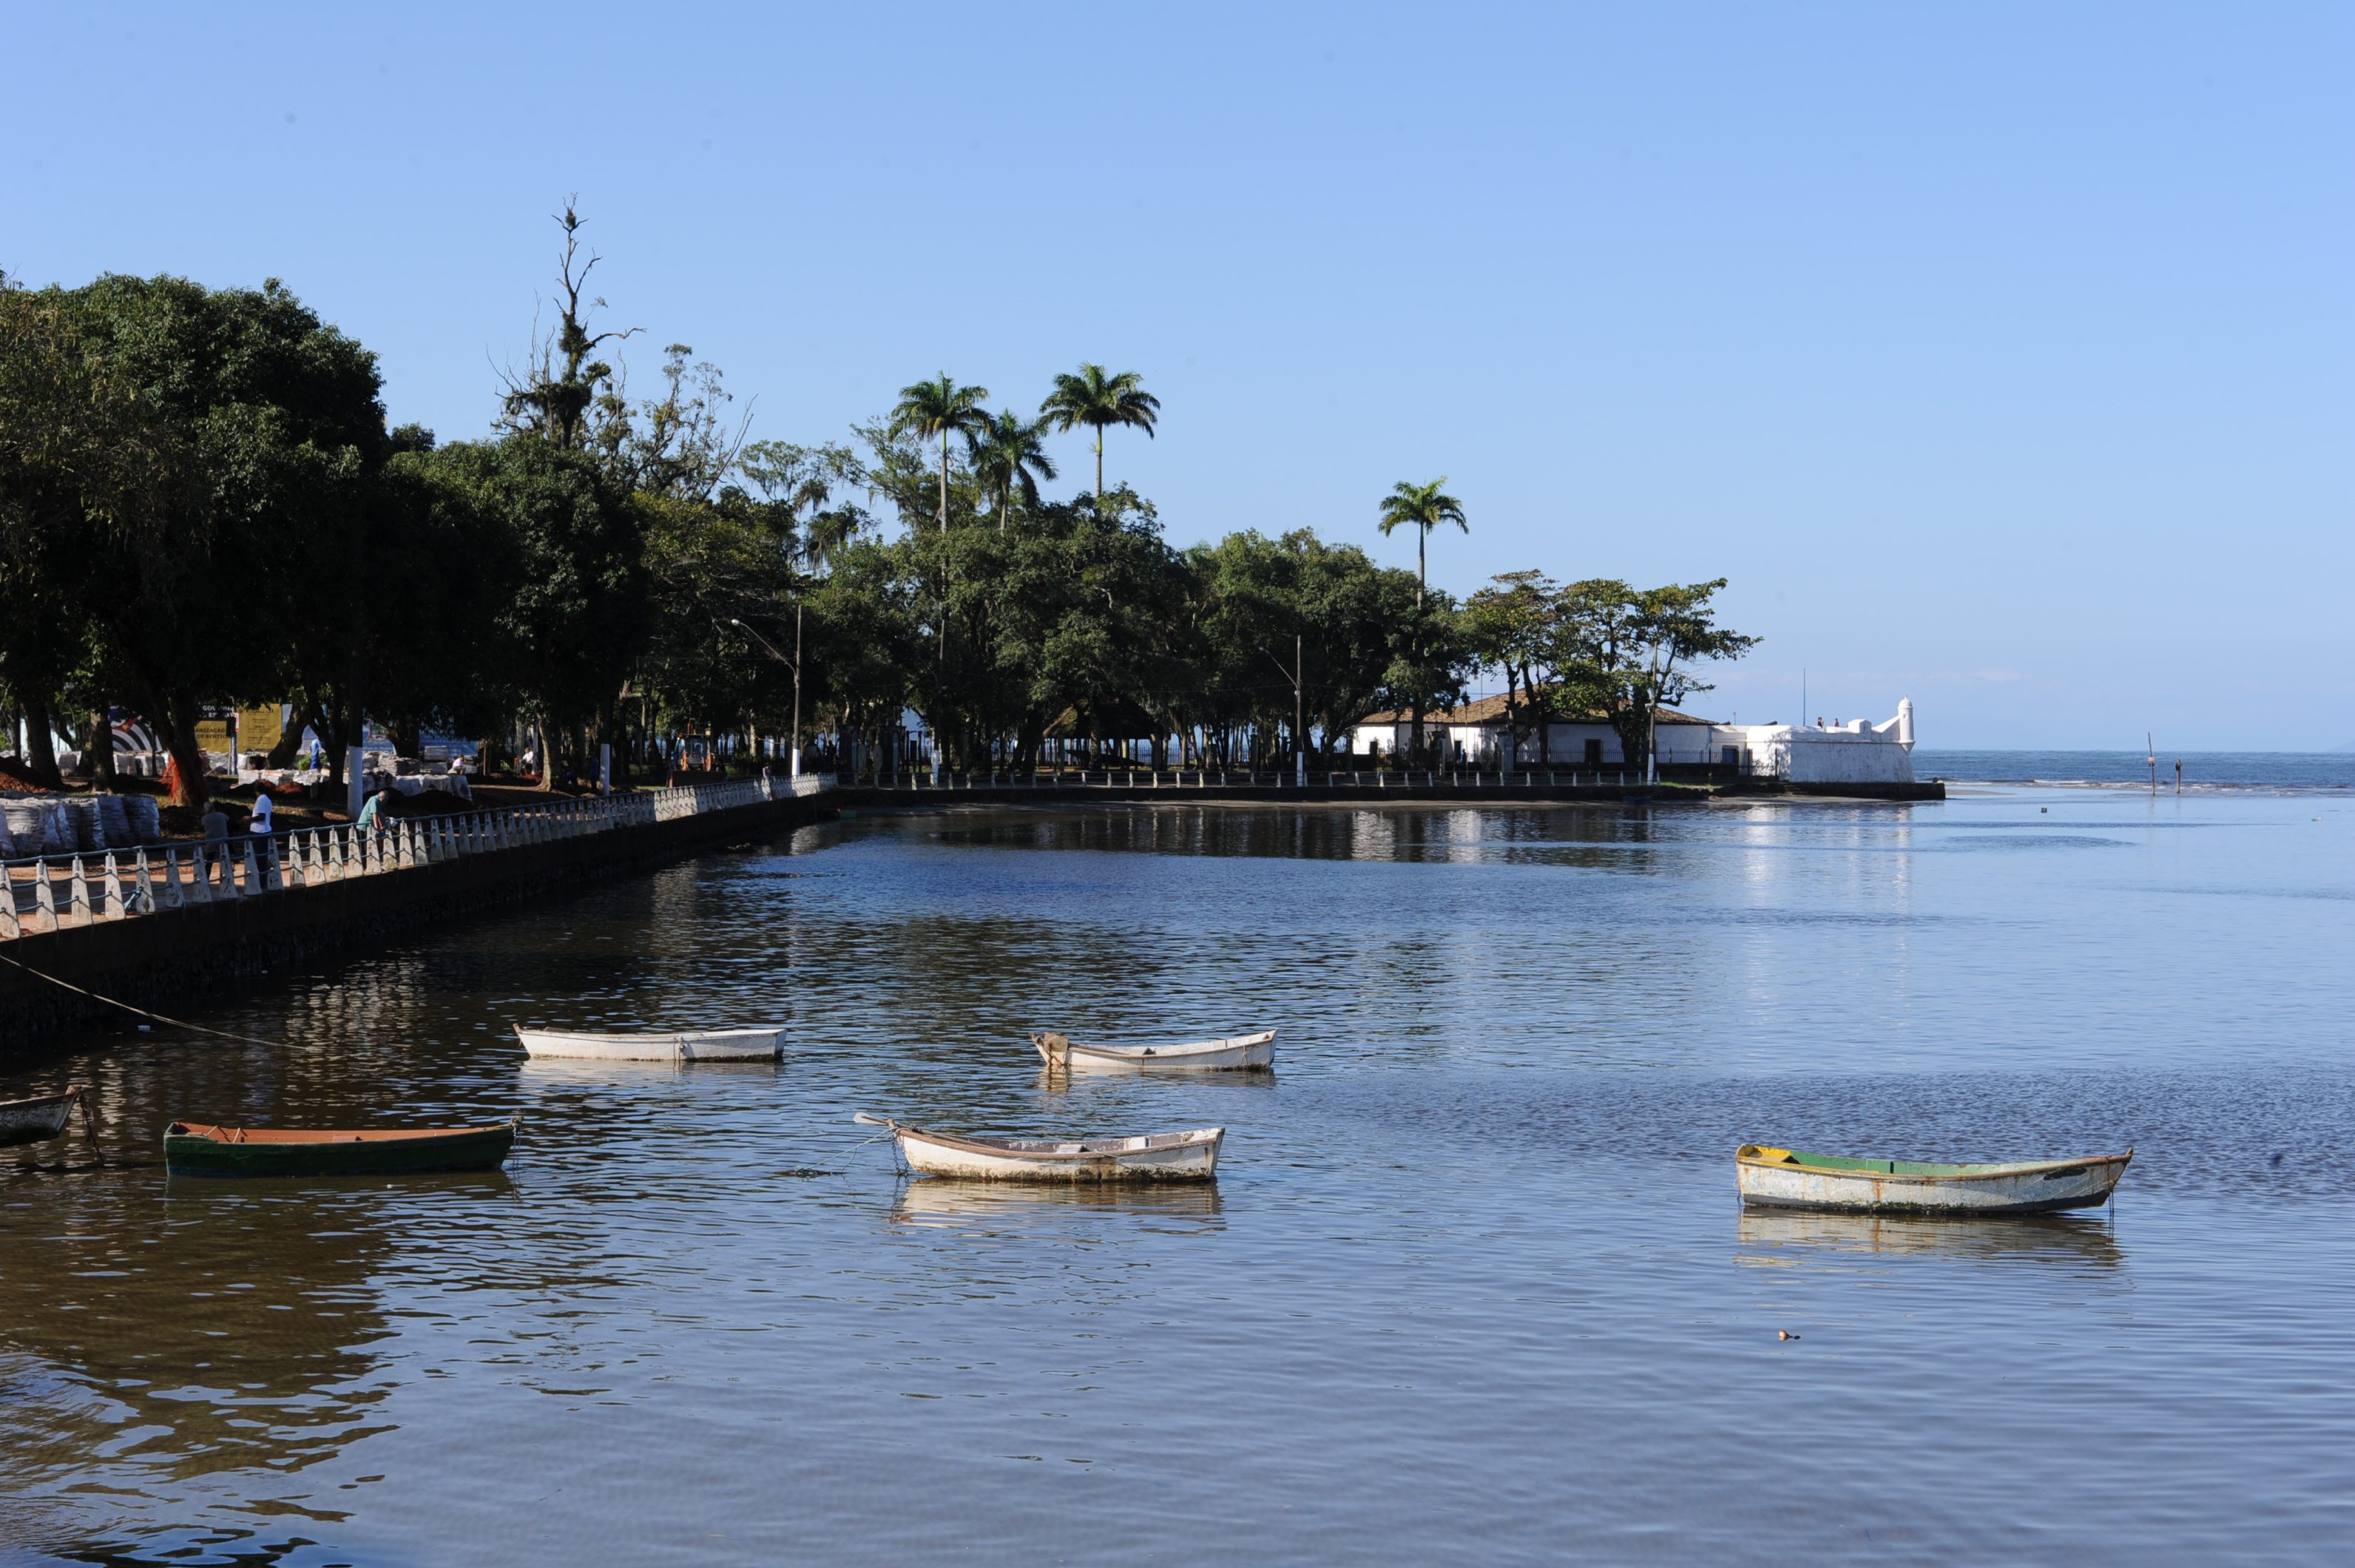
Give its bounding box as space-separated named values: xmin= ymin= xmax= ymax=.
xmin=2147 ymin=733 xmax=2157 ymax=793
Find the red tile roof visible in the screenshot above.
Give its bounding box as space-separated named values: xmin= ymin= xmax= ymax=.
xmin=1356 ymin=691 xmax=1720 ymax=727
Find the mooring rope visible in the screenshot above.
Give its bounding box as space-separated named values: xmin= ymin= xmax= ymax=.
xmin=0 ymin=945 xmax=299 ymax=1051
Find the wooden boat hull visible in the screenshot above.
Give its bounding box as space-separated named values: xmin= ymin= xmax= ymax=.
xmin=0 ymin=1087 xmax=81 ymax=1147
xmin=890 ymin=1123 xmax=1223 ymax=1182
xmin=1737 ymin=1144 xmax=2132 ymax=1215
xmin=513 ymin=1026 xmax=783 ymax=1061
xmin=1033 ymin=1029 xmax=1275 ymax=1073
xmin=164 ymin=1120 xmax=518 ymax=1178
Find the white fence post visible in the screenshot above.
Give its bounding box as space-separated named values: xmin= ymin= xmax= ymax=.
xmin=239 ymin=837 xmax=263 ymax=896
xmin=101 ymin=853 xmax=126 ymax=921
xmin=33 ymin=860 xmax=60 ymax=930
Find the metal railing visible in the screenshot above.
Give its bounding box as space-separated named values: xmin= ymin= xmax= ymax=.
xmin=0 ymin=774 xmax=833 ymax=942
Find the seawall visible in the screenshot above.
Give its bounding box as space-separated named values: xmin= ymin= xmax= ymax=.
xmin=1 ymin=791 xmax=834 ymax=1060
xmin=833 ymin=777 xmax=1945 ymax=808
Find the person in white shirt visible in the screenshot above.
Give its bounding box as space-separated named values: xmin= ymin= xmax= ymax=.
xmin=249 ymin=791 xmax=274 ymax=837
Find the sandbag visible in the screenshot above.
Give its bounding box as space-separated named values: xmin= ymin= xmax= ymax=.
xmin=123 ymin=794 xmax=162 ymax=845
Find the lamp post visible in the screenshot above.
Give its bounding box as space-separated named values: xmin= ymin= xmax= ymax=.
xmin=1261 ymin=635 xmax=1308 ymax=786
xmin=730 ymin=615 xmax=803 ymax=778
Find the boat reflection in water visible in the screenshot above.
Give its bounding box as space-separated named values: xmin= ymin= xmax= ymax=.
xmin=1737 ymin=1207 xmax=2124 ymax=1270
xmin=1035 ymin=1066 xmax=1278 ymax=1096
xmin=517 ymin=1057 xmax=783 ymax=1084
xmin=891 ymin=1177 xmax=1225 ymax=1232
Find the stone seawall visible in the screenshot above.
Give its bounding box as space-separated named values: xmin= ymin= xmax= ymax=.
xmin=834 ymin=777 xmax=1945 ymax=809
xmin=0 ymin=792 xmax=834 ymax=1059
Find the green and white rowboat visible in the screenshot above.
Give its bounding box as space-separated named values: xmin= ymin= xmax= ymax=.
xmin=1737 ymin=1143 xmax=2132 ymax=1215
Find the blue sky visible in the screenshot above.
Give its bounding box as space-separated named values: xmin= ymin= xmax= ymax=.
xmin=5 ymin=4 xmax=2348 ymax=748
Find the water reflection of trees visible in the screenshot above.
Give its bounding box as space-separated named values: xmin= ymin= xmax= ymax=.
xmin=907 ymin=802 xmax=1683 ymax=865
xmin=0 ymin=942 xmax=543 ymax=1513
xmin=0 ymin=1171 xmax=416 ymax=1498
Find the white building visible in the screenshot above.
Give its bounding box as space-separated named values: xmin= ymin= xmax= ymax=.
xmin=1348 ymin=695 xmax=1916 ymax=784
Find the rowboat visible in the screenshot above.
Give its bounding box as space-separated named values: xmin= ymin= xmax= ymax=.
xmin=854 ymin=1113 xmax=1223 ymax=1182
xmin=1736 ymin=1144 xmax=2132 ymax=1215
xmin=1 ymin=1086 xmax=88 ymax=1147
xmin=513 ymin=1025 xmax=783 ymax=1061
xmin=1031 ymin=1029 xmax=1275 ymax=1073
xmin=163 ymin=1118 xmax=520 ymax=1177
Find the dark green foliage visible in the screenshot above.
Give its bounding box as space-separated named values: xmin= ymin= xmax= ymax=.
xmin=419 ymin=437 xmax=647 ymax=743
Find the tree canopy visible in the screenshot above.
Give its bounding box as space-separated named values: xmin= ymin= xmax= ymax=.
xmin=0 ymin=211 xmax=1758 ymax=801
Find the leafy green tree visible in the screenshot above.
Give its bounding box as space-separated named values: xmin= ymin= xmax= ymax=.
xmin=1463 ymin=570 xmax=1560 ymax=767
xmin=601 ymin=343 xmax=750 ymax=501
xmin=1552 ymin=578 xmax=1759 ymax=777
xmin=0 ymin=280 xmax=137 ymax=788
xmin=1040 ymin=363 xmax=1159 ymax=499
xmin=422 ymin=436 xmax=649 ymax=787
xmin=965 ymin=409 xmax=1058 ymax=532
xmin=739 ymin=439 xmax=869 ymax=565
xmin=39 ymin=274 xmax=389 ymax=803
xmin=638 ymin=488 xmax=797 ymax=763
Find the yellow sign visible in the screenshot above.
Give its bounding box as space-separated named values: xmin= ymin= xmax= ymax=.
xmin=193 ymin=705 xmax=288 ymax=756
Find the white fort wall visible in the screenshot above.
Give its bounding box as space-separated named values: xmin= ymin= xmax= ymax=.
xmin=1347 ymin=699 xmax=1917 ymax=783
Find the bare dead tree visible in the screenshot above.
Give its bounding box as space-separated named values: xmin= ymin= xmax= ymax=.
xmin=497 ymin=197 xmax=640 ymax=451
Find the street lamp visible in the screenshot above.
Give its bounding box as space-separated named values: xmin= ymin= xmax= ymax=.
xmin=1260 ymin=634 xmax=1308 ymax=786
xmin=730 ymin=615 xmax=803 ymax=778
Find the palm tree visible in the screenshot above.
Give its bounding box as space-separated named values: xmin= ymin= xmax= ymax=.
xmin=965 ymin=409 xmax=1059 ymax=532
xmin=888 ymin=374 xmax=991 ymax=531
xmin=1039 ymin=362 xmax=1159 ymax=498
xmin=1376 ymin=477 xmax=1468 ymax=609
xmin=1376 ymin=477 xmax=1468 ymax=768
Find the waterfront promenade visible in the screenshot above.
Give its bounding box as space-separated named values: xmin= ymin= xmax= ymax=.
xmin=0 ymin=777 xmax=836 ymax=1053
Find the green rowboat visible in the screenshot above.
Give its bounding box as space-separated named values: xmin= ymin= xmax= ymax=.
xmin=1737 ymin=1143 xmax=2132 ymax=1214
xmin=163 ymin=1117 xmax=519 ymax=1178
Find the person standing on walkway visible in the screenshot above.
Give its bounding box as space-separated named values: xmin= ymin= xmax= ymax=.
xmin=249 ymin=789 xmax=274 ymax=839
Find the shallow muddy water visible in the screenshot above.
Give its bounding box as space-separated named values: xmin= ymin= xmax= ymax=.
xmin=4 ymin=785 xmax=2351 ymax=1564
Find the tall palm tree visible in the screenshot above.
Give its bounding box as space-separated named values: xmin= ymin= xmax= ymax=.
xmin=1376 ymin=477 xmax=1468 ymax=768
xmin=965 ymin=410 xmax=1058 ymax=532
xmin=888 ymin=374 xmax=991 ymax=531
xmin=1376 ymin=477 xmax=1468 ymax=609
xmin=1039 ymin=362 xmax=1159 ymax=498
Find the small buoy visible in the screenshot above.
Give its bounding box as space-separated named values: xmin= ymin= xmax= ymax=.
xmin=2271 ymin=1152 xmax=2284 ymax=1166
xmin=1778 ymin=1330 xmax=1800 ymax=1341
xmin=2040 ymin=806 xmax=2048 ymax=813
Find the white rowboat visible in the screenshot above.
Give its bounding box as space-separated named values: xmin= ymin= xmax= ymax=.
xmin=513 ymin=1026 xmax=784 ymax=1062
xmin=1 ymin=1086 xmax=89 ymax=1146
xmin=1736 ymin=1144 xmax=2132 ymax=1215
xmin=855 ymin=1113 xmax=1223 ymax=1182
xmin=1031 ymin=1029 xmax=1275 ymax=1073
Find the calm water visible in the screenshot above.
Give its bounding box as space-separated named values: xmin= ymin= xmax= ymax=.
xmin=4 ymin=785 xmax=2352 ymax=1564
xmin=1915 ymin=748 xmax=2355 ymax=791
